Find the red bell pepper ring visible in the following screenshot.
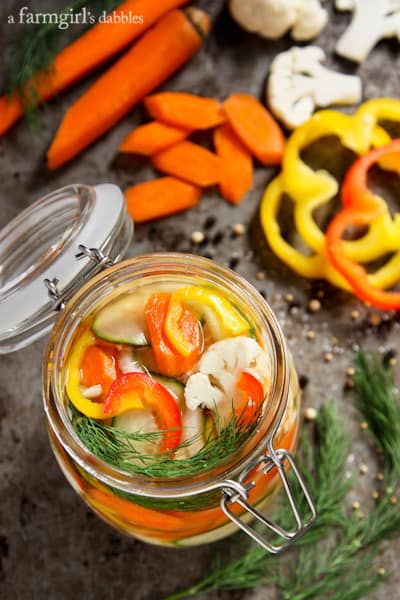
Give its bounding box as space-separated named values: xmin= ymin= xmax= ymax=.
xmin=326 ymin=139 xmax=400 ymax=310
xmin=103 ymin=372 xmax=182 ymax=452
xmin=235 ymin=371 xmax=265 ymax=426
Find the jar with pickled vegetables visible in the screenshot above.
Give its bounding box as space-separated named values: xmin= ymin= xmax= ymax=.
xmin=44 ymin=253 xmax=316 ymax=550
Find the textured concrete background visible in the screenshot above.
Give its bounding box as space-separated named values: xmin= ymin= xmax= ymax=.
xmin=0 ymin=1 xmax=400 ymax=599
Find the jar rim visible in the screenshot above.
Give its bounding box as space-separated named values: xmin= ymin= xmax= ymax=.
xmin=43 ymin=252 xmax=290 ymax=499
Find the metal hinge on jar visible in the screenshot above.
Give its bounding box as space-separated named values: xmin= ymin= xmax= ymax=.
xmin=44 ymin=244 xmax=115 ymax=311
xmin=218 ymin=448 xmax=317 ymax=554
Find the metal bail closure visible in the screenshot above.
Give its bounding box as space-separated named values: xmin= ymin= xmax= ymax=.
xmin=219 ymin=448 xmax=317 ymax=554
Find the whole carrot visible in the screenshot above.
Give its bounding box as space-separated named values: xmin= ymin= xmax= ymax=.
xmin=144 ymin=92 xmax=226 ymax=130
xmin=47 ymin=8 xmax=209 ymax=169
xmin=125 ymin=177 xmax=201 ymax=222
xmin=119 ymin=121 xmax=190 ymax=155
xmin=0 ymin=0 xmax=190 ymax=136
xmin=214 ymin=122 xmax=253 ymax=204
xmin=223 ymin=93 xmax=285 ymax=166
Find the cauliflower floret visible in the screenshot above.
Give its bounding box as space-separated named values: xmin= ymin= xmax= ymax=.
xmin=184 ymin=336 xmax=270 ymax=421
xmin=267 ymin=46 xmax=362 ymax=129
xmin=229 ymin=0 xmax=327 ymax=41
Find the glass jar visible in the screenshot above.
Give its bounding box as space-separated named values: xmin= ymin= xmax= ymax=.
xmin=43 ymin=253 xmax=316 ymax=551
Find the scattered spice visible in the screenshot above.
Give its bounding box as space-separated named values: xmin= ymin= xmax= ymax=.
xmin=330 ymin=337 xmax=338 ymax=345
xmin=232 ymin=223 xmax=245 ymax=236
xmin=344 ymin=378 xmax=355 ymax=390
xmin=390 ymin=496 xmax=398 ymax=505
xmin=346 ymin=367 xmax=355 ymax=376
xmin=368 ymin=312 xmax=382 ymax=327
xmin=306 ymin=330 xmax=315 ymax=340
xmin=360 ymin=421 xmax=368 ymax=430
xmin=351 ymin=309 xmax=360 ymax=320
xmin=256 ymin=271 xmax=265 ymax=280
xmin=212 ymin=230 xmax=224 ymax=245
xmin=352 ymin=500 xmax=361 ymax=510
xmin=304 ymin=406 xmax=317 ymax=421
xmin=203 ymin=215 xmax=216 ymax=230
xmin=308 ymin=298 xmax=321 ymax=313
xmin=190 ymin=230 xmax=205 ymax=244
xmin=359 ymin=464 xmax=368 ymax=474
xmin=316 ymin=289 xmax=325 ymax=299
xmin=324 ymin=352 xmax=333 ymax=362
xmin=284 ymin=293 xmax=294 ymax=303
xmin=378 ymin=567 xmax=386 ymax=577
xmin=376 ymin=472 xmax=384 ymax=481
xmin=372 ymin=490 xmax=379 ymax=500
xmin=299 ymin=374 xmax=309 ymax=390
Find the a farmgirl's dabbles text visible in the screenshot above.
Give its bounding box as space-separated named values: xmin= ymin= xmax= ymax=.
xmin=57 ymin=279 xmax=300 ymax=546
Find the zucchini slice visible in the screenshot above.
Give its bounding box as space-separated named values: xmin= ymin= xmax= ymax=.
xmin=92 ymin=293 xmax=150 ymax=346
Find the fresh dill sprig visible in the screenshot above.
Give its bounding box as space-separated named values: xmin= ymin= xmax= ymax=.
xmin=353 ymin=351 xmax=400 ymax=476
xmin=164 ymin=351 xmax=400 ymax=600
xmin=5 ymin=0 xmax=120 ymax=130
xmin=72 ymin=405 xmax=261 ymax=479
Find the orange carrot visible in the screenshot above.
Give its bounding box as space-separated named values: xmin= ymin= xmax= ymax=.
xmin=152 ymin=141 xmax=221 ymax=186
xmin=0 ymin=0 xmax=191 ymax=136
xmin=144 ymin=92 xmax=226 ymax=130
xmin=223 ymin=93 xmax=285 ymax=166
xmin=119 ymin=121 xmax=190 ymax=155
xmin=213 ymin=122 xmax=253 ymax=204
xmin=47 ymin=8 xmax=209 ymax=169
xmin=125 ymin=177 xmax=201 ymax=222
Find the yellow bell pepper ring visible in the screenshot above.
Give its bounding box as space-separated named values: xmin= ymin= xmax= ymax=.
xmin=260 ymin=98 xmax=400 ymax=293
xmin=171 ymin=286 xmax=250 ymax=338
xmin=65 ymin=331 xmax=112 ymax=419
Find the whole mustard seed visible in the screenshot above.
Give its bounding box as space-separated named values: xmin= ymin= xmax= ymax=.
xmin=372 ymin=490 xmax=379 ymax=500
xmin=359 ymin=464 xmax=368 ymax=475
xmin=346 ymin=367 xmax=355 ymax=376
xmin=306 ymin=330 xmax=315 ymax=340
xmin=256 ymin=271 xmax=265 ymax=280
xmin=351 ymin=310 xmax=360 ymax=320
xmin=191 ymin=231 xmax=205 ymax=244
xmin=376 ymin=472 xmax=384 ymax=481
xmin=352 ymin=501 xmax=361 ymax=510
xmin=304 ymin=407 xmax=317 ymax=421
xmin=378 ymin=568 xmax=386 ymax=577
xmin=360 ymin=421 xmax=368 ymax=431
xmin=232 ymin=223 xmax=245 ymax=236
xmin=324 ymin=352 xmax=333 ymax=362
xmin=308 ymin=299 xmax=321 ymax=313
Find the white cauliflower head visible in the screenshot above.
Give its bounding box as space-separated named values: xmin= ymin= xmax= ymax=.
xmin=229 ymin=0 xmax=327 ymax=41
xmin=184 ymin=336 xmax=271 ymax=422
xmin=267 ymin=46 xmax=362 ymax=129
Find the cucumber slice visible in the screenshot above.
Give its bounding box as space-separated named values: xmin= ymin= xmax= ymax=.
xmin=113 ymin=409 xmax=159 ymax=455
xmin=151 ymin=374 xmax=185 ymax=409
xmin=182 ymin=408 xmax=205 ymax=457
xmin=92 ymin=293 xmax=149 ymax=346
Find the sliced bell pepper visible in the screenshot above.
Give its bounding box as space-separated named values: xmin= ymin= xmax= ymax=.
xmin=103 ymin=372 xmax=182 ymax=451
xmin=66 ymin=331 xmax=113 ymax=420
xmin=170 ymin=286 xmax=250 ymax=338
xmin=326 ymin=140 xmax=400 ymax=310
xmin=260 ymin=98 xmax=400 ymax=293
xmin=235 ymin=371 xmax=265 ymax=426
xmin=164 ymin=295 xmax=201 ymax=358
xmin=145 ymin=293 xmax=201 ymax=377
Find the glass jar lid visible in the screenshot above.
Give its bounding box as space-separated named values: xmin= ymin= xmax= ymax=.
xmin=0 ymin=183 xmax=133 ymax=353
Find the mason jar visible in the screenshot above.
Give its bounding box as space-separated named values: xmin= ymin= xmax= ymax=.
xmin=0 ymin=184 xmax=316 ymax=552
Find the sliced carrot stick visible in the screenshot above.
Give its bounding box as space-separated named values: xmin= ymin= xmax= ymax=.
xmin=119 ymin=121 xmax=190 ymax=155
xmin=223 ymin=93 xmax=285 ymax=166
xmin=144 ymin=92 xmax=226 ymax=130
xmin=0 ymin=0 xmax=191 ymax=136
xmin=47 ymin=8 xmax=209 ymax=169
xmin=152 ymin=141 xmax=221 ymax=186
xmin=213 ymin=122 xmax=253 ymax=204
xmin=125 ymin=177 xmax=201 ymax=222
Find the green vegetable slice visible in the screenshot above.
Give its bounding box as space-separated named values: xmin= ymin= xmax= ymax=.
xmin=92 ymin=293 xmax=149 ymax=346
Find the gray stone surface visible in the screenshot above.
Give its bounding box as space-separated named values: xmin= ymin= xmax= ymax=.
xmin=0 ymin=1 xmax=400 ymax=599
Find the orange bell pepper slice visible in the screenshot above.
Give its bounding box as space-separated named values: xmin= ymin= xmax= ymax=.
xmin=326 ymin=139 xmax=400 ymax=310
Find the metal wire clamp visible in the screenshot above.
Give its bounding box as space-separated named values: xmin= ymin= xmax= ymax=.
xmin=219 ymin=448 xmax=317 ymax=554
